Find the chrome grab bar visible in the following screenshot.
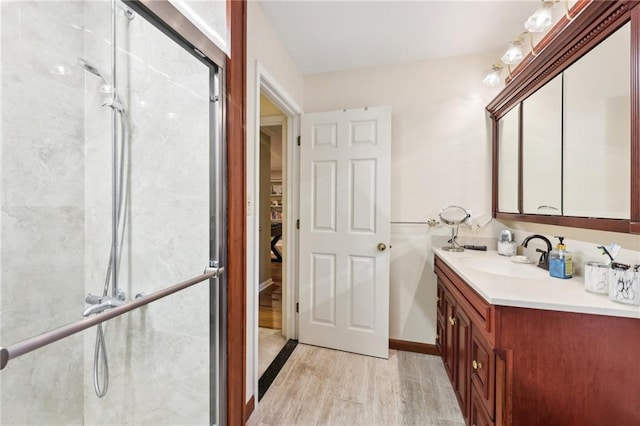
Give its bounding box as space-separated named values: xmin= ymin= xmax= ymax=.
xmin=0 ymin=266 xmax=224 ymax=371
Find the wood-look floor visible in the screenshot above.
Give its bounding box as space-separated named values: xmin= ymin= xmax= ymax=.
xmin=259 ymin=327 xmax=287 ymax=377
xmin=248 ymin=344 xmax=464 ymax=426
xmin=259 ymin=263 xmax=282 ymax=329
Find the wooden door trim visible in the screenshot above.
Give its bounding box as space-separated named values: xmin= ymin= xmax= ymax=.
xmin=227 ymin=0 xmax=247 ymax=424
xmin=244 ymin=396 xmax=255 ymax=423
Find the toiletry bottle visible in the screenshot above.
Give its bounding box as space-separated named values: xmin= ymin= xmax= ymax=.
xmin=549 ymin=237 xmax=573 ymax=279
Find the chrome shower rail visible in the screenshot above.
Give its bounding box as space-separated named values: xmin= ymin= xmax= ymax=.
xmin=0 ymin=267 xmax=224 ymax=371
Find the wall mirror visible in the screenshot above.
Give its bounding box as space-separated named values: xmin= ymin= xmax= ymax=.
xmin=563 ymin=23 xmax=630 ymax=219
xmin=498 ymin=104 xmax=520 ymax=213
xmin=522 ymin=74 xmax=562 ymax=216
xmin=488 ymin=0 xmax=639 ymax=233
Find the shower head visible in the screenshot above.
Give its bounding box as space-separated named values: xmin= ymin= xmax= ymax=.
xmin=78 ymin=58 xmax=114 ymax=94
xmin=78 ymin=58 xmax=110 ymax=84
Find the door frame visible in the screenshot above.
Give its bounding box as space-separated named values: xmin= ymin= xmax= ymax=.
xmin=251 ymin=60 xmax=302 ymax=403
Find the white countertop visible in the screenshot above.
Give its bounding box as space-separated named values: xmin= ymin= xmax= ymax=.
xmin=434 ymin=248 xmax=640 ymax=319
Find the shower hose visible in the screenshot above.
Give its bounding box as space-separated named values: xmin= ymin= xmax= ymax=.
xmin=93 ymin=110 xmax=128 ymax=398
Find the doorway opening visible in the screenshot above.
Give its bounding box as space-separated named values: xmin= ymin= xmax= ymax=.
xmin=258 ymin=96 xmax=288 ymax=378
xmin=252 ymin=65 xmax=302 ymax=405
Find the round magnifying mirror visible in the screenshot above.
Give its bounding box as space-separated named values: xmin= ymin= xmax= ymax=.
xmin=439 ymin=205 xmax=470 ymax=252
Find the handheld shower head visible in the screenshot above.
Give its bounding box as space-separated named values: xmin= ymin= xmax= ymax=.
xmin=78 ymin=58 xmax=107 ymax=83
xmin=78 ymin=58 xmax=115 ymax=94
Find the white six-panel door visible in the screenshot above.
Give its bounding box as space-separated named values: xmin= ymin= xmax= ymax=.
xmin=299 ymin=107 xmax=391 ymax=359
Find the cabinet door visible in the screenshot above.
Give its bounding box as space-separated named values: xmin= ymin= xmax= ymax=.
xmin=471 ymin=325 xmax=495 ymax=419
xmin=443 ymin=289 xmax=457 ymax=382
xmin=495 ymin=348 xmax=512 ymax=426
xmin=437 ymin=280 xmax=445 ymax=323
xmin=436 ymin=319 xmax=444 ymax=356
xmin=471 ymin=386 xmax=495 ymax=426
xmin=455 ymin=307 xmax=471 ymax=422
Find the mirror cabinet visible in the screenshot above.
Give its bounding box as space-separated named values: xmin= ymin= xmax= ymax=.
xmin=487 ymin=0 xmax=639 ymax=233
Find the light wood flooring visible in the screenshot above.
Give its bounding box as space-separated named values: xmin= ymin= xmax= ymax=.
xmin=258 ymin=327 xmax=287 ymax=377
xmin=259 ymin=263 xmax=282 ymax=329
xmin=248 ymin=344 xmax=464 ymax=426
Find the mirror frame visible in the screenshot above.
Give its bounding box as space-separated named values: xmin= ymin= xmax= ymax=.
xmin=487 ymin=0 xmax=640 ymax=234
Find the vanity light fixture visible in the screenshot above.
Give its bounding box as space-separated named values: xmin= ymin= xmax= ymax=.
xmin=483 ymin=63 xmax=505 ymax=87
xmin=525 ymin=1 xmax=556 ymax=33
xmin=501 ymin=32 xmax=539 ymax=66
xmin=483 ymin=0 xmax=578 ymax=87
xmin=501 ymin=36 xmax=525 ymax=65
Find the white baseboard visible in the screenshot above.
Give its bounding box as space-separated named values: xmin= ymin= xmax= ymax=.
xmin=259 ymin=278 xmax=273 ymax=292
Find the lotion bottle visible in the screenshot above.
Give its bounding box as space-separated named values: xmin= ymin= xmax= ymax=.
xmin=549 ymin=236 xmax=573 ymax=279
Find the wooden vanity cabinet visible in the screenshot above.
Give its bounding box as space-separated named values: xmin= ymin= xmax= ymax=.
xmin=435 ymin=262 xmax=495 ymax=425
xmin=436 ymin=280 xmax=470 ymax=423
xmin=435 ymin=254 xmax=640 ymax=425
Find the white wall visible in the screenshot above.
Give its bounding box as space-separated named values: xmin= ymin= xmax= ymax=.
xmin=304 ymin=53 xmax=501 ymax=344
xmin=500 ymin=220 xmax=640 ymax=267
xmin=246 ymin=0 xmax=303 ymax=403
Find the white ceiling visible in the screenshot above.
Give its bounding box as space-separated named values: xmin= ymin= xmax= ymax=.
xmin=257 ymin=0 xmax=540 ymax=74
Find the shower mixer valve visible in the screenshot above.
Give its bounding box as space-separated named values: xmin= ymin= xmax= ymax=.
xmin=82 ymin=291 xmax=126 ymax=317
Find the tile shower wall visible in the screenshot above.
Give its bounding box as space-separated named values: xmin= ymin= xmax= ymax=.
xmin=82 ymin=2 xmax=211 ymax=425
xmin=1 ymin=1 xmax=212 ymax=424
xmin=0 ymin=1 xmax=85 ymax=424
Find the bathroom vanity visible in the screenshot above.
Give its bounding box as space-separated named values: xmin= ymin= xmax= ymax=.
xmin=434 ymin=249 xmax=640 ymax=426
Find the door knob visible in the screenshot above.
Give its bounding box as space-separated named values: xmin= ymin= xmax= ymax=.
xmin=377 ymin=243 xmax=387 ymax=251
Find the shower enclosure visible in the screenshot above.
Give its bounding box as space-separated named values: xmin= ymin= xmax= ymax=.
xmin=0 ymin=0 xmax=227 ymax=424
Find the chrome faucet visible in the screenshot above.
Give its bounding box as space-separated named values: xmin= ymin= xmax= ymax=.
xmin=521 ymin=234 xmax=553 ymax=271
xmin=83 ymin=294 xmax=125 ymax=317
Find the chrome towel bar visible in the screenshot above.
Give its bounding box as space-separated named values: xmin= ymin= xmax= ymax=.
xmin=0 ymin=267 xmax=224 ymax=371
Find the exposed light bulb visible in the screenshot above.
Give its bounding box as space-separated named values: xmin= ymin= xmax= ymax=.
xmin=483 ymin=70 xmax=501 ymax=87
xmin=525 ymin=2 xmax=554 ymax=33
xmin=501 ymin=39 xmax=524 ymax=65
xmin=483 ymin=65 xmax=504 ymax=87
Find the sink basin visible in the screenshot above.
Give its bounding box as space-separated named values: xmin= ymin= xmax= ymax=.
xmin=460 ymin=257 xmax=548 ymax=279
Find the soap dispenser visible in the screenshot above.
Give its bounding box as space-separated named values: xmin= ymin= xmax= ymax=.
xmin=549 ymin=237 xmax=573 ymax=279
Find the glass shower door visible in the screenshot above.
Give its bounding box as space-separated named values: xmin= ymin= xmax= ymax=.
xmin=0 ymin=1 xmax=226 ymax=424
